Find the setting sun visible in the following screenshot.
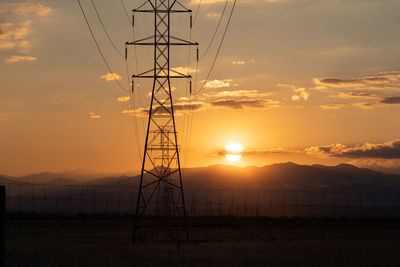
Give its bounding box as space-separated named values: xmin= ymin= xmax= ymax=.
xmin=225 ymin=142 xmax=243 ymax=162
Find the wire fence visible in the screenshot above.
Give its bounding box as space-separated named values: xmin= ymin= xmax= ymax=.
xmin=4 ymin=184 xmax=400 ymax=266
xmin=4 ymin=184 xmax=400 ymax=218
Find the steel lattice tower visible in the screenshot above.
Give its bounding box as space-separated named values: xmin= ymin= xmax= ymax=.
xmin=126 ymin=0 xmax=198 ymax=242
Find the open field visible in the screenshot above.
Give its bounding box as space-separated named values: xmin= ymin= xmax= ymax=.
xmin=6 ymin=217 xmax=400 ymax=266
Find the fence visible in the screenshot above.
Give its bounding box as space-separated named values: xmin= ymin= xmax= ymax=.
xmin=4 ymin=184 xmax=400 ymax=218
xmin=3 ymin=184 xmax=400 ymax=266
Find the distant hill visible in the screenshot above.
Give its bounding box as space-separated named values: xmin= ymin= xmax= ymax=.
xmin=2 ymin=163 xmax=400 ymax=192
xmin=0 ymin=175 xmax=20 ymax=184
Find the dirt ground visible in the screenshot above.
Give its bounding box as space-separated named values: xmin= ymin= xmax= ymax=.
xmin=5 ymin=217 xmax=400 ymax=267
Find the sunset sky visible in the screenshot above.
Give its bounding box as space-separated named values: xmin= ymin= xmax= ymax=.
xmin=1 ymin=0 xmax=400 ymax=176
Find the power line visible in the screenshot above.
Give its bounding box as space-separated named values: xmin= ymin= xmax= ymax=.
xmin=194 ymin=0 xmax=237 ymax=95
xmin=77 ymin=0 xmax=129 ymax=93
xmin=199 ymin=0 xmax=229 ymax=60
xmin=90 ymin=0 xmax=124 ymax=58
xmin=120 ymin=0 xmax=131 ymax=23
xmin=192 ymin=0 xmax=202 ymax=26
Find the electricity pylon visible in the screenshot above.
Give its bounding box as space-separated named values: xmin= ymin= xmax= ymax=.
xmin=126 ymin=0 xmax=198 ymax=242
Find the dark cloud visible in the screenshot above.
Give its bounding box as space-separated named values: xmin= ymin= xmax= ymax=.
xmin=122 ymin=102 xmax=204 ymax=117
xmin=346 ymin=92 xmax=377 ymax=98
xmin=319 ymin=78 xmax=362 ymax=86
xmin=210 ymin=99 xmax=277 ymax=110
xmin=306 ymin=139 xmax=400 ymax=159
xmin=380 ymin=96 xmax=400 ymax=104
xmin=315 ymin=73 xmax=400 ymax=88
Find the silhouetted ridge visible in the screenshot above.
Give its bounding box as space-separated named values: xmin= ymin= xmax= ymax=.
xmin=2 ymin=163 xmax=400 ymax=192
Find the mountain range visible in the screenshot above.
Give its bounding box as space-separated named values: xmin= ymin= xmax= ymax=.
xmin=1 ymin=162 xmax=400 ymax=192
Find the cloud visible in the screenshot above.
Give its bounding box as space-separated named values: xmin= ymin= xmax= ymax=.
xmin=100 ymin=73 xmax=122 ymax=81
xmin=306 ymin=139 xmax=400 ymax=159
xmin=278 ymin=83 xmax=310 ymax=101
xmin=5 ymin=55 xmax=37 ymax=63
xmin=203 ymin=89 xmax=272 ymax=99
xmin=292 ymin=88 xmax=309 ymax=101
xmin=348 ymin=158 xmax=400 ymax=170
xmin=117 ymin=96 xmax=130 ymax=102
xmin=291 ymin=95 xmax=300 ymax=101
xmin=171 ymin=66 xmax=197 ymax=75
xmin=314 ymin=72 xmax=400 ymax=89
xmin=204 ymin=79 xmax=231 ymax=89
xmin=210 ymin=99 xmax=279 ymax=110
xmin=0 ymin=22 xmax=29 ymax=40
xmin=380 ymin=96 xmax=400 ymax=104
xmin=0 ymin=3 xmax=50 ymax=60
xmin=0 ymin=40 xmax=14 ymax=49
xmin=353 ymin=102 xmax=378 ymax=109
xmin=318 ymin=46 xmax=353 ymax=56
xmin=233 ymin=60 xmax=245 ymax=65
xmin=333 ymin=91 xmax=378 ymax=99
xmin=206 ymin=13 xmax=221 ymax=18
xmin=122 ymin=101 xmax=206 ymax=117
xmin=0 ymin=3 xmax=51 ymax=16
xmin=88 ymin=112 xmax=101 ymax=119
xmin=320 ymin=104 xmax=345 ymax=110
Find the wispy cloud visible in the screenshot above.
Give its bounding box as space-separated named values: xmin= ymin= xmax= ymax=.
xmin=332 ymin=91 xmax=379 ymax=99
xmin=122 ymin=101 xmax=206 ymax=117
xmin=380 ymin=96 xmax=400 ymax=104
xmin=100 ymin=73 xmax=122 ymax=81
xmin=88 ymin=112 xmax=101 ymax=119
xmin=117 ymin=96 xmax=130 ymax=102
xmin=203 ymin=89 xmax=272 ymax=99
xmin=0 ymin=3 xmax=51 ymax=16
xmin=5 ymin=55 xmax=37 ymax=63
xmin=314 ymin=72 xmax=400 ymax=89
xmin=306 ymin=139 xmax=400 ymax=159
xmin=0 ymin=21 xmax=29 ymax=41
xmin=232 ymin=60 xmax=245 ymax=65
xmin=211 ymin=99 xmax=279 ymax=110
xmin=204 ymin=79 xmax=231 ymax=89
xmin=0 ymin=3 xmax=50 ymax=62
xmin=320 ymin=104 xmax=345 ymax=110
xmin=172 ymin=66 xmax=197 ymax=75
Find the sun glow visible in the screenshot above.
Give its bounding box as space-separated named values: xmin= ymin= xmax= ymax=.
xmin=225 ymin=142 xmax=243 ymax=162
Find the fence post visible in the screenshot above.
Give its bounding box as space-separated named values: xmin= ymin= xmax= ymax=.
xmin=0 ymin=186 xmax=5 ymax=267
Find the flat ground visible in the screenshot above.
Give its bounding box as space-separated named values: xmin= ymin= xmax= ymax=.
xmin=5 ymin=217 xmax=400 ymax=266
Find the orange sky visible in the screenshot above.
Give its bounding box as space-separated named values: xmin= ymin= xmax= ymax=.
xmin=1 ymin=0 xmax=400 ymax=176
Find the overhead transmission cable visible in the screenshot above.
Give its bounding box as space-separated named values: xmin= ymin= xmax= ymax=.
xmin=121 ymin=0 xmax=143 ymax=106
xmin=192 ymin=0 xmax=202 ymax=26
xmin=185 ymin=0 xmax=237 ymax=162
xmin=77 ymin=0 xmax=129 ymax=93
xmin=90 ymin=0 xmax=124 ymax=58
xmin=199 ymin=0 xmax=229 ymax=60
xmin=193 ymin=0 xmax=237 ymax=95
xmin=121 ymin=0 xmax=145 ymax=143
xmin=119 ymin=0 xmax=144 ymax=160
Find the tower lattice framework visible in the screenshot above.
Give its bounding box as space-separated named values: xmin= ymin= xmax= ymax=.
xmin=127 ymin=0 xmax=198 ymax=242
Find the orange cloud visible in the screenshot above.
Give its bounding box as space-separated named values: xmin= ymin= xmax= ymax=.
xmin=320 ymin=104 xmax=345 ymax=110
xmin=0 ymin=3 xmax=51 ymax=16
xmin=204 ymin=79 xmax=231 ymax=89
xmin=122 ymin=101 xmax=206 ymax=117
xmin=117 ymin=96 xmax=130 ymax=102
xmin=306 ymin=139 xmax=400 ymax=159
xmin=5 ymin=55 xmax=37 ymax=63
xmin=0 ymin=22 xmax=29 ymax=40
xmin=0 ymin=40 xmax=14 ymax=49
xmin=100 ymin=73 xmax=122 ymax=81
xmin=88 ymin=112 xmax=101 ymax=119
